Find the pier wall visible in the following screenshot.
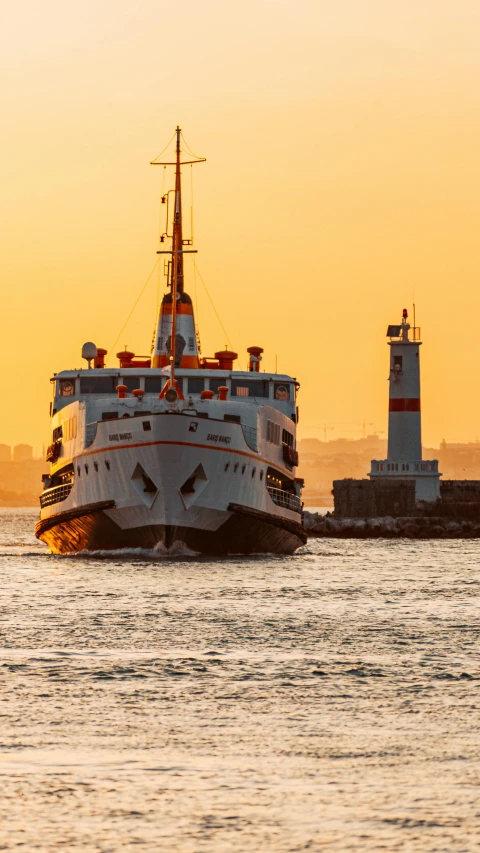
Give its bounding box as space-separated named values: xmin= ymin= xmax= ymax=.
xmin=332 ymin=478 xmax=416 ymax=519
xmin=333 ymin=477 xmax=480 ymax=521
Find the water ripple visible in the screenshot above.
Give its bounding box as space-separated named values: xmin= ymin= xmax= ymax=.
xmin=0 ymin=509 xmax=479 ymax=851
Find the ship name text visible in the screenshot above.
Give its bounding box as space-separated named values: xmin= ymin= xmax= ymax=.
xmin=207 ymin=433 xmax=231 ymax=445
xmin=108 ymin=432 xmax=133 ymax=442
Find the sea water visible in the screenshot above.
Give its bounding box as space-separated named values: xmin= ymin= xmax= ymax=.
xmin=0 ymin=508 xmax=479 ymax=851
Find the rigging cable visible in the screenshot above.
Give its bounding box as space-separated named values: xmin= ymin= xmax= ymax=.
xmin=193 ymin=254 xmax=201 ymax=354
xmin=150 ymin=130 xmax=177 ymax=164
xmin=180 ymin=131 xmax=205 ymax=162
xmin=106 ymin=257 xmax=160 ymax=365
xmin=191 ymin=258 xmax=232 ymax=351
xmin=156 ymin=165 xmax=167 ymax=318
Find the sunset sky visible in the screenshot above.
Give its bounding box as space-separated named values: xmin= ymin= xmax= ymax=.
xmin=2 ymin=0 xmax=480 ymax=451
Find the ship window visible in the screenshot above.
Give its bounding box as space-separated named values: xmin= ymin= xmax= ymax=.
xmin=224 ymin=462 xmax=230 ymax=472
xmin=63 ymin=416 xmax=77 ymax=441
xmin=53 ymin=426 xmax=63 ymax=441
xmin=224 ymin=414 xmax=241 ymax=423
xmin=209 ymin=377 xmax=227 ymax=394
xmin=197 ymin=412 xmax=209 ymax=419
xmin=188 ymin=377 xmax=205 ymax=394
xmin=105 ymin=460 xmax=110 ymax=471
xmin=85 ymin=464 xmax=89 ymax=474
xmin=282 ymin=429 xmax=294 ymax=447
xmin=80 ymin=376 xmax=116 ymax=394
xmin=231 ymin=380 xmax=269 ymax=398
xmin=274 ymin=383 xmax=290 ymax=401
xmin=260 ymin=470 xmax=264 ymax=480
xmin=142 ymin=421 xmax=151 ymax=431
xmin=94 ymin=461 xmax=98 ymax=472
xmin=77 ymin=466 xmax=81 ymax=476
xmin=121 ymin=376 xmax=142 ymax=393
xmin=266 ymin=420 xmax=280 ymax=444
xmin=59 ymin=379 xmax=75 ymax=396
xmin=252 ymin=468 xmax=256 ymax=477
xmin=241 ymin=465 xmax=246 ymax=474
xmin=145 ymin=376 xmax=167 ymax=393
xmin=102 ymin=412 xmax=118 ymax=421
xmin=393 ymin=356 xmax=403 ymax=371
xmin=233 ymin=463 xmax=238 ymax=472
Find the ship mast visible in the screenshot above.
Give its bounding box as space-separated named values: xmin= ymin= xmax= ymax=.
xmin=170 ymin=125 xmax=182 ymax=387
xmin=151 ymin=126 xmax=205 ymax=389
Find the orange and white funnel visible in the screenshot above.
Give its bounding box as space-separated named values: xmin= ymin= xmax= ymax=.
xmin=152 ymin=292 xmax=199 ymax=368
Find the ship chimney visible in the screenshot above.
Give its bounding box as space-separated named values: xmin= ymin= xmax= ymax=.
xmin=215 ymin=350 xmax=238 ymax=371
xmin=94 ymin=348 xmax=107 ymax=369
xmin=247 ymin=346 xmax=263 ymax=372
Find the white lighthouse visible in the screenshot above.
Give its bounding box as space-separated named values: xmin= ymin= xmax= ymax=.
xmin=369 ymin=308 xmax=441 ymax=502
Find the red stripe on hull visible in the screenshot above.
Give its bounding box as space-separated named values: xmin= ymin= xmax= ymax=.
xmin=389 ymin=398 xmax=421 ymax=412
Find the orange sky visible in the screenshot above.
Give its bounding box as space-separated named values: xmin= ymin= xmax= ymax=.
xmin=2 ymin=0 xmax=480 ymax=452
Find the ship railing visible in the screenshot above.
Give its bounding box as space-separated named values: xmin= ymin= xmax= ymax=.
xmin=85 ymin=421 xmax=98 ymax=447
xmin=241 ymin=423 xmax=258 ymax=451
xmin=40 ymin=482 xmax=74 ymax=509
xmin=267 ymin=486 xmax=302 ymax=514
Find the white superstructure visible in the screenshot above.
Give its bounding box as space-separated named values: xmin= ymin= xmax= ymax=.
xmin=36 ymin=128 xmax=305 ymax=554
xmin=369 ymin=309 xmax=440 ymax=502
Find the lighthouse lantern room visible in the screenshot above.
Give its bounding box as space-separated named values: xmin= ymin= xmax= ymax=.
xmin=369 ymin=309 xmax=441 ymax=503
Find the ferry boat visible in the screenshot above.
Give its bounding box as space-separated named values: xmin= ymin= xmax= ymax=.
xmin=36 ymin=128 xmax=306 ymax=555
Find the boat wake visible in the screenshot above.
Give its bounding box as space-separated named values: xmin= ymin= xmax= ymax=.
xmin=64 ymin=541 xmax=201 ymax=560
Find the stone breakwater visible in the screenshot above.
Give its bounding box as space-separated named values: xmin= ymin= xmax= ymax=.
xmin=303 ymin=511 xmax=480 ymax=539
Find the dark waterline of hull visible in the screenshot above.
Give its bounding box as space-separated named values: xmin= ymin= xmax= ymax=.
xmin=36 ymin=502 xmax=306 ymax=555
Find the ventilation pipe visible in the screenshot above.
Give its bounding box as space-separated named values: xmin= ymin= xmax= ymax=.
xmin=94 ymin=348 xmax=107 ymax=369
xmin=214 ymin=350 xmax=238 ymax=371
xmin=247 ymin=346 xmax=263 ymax=372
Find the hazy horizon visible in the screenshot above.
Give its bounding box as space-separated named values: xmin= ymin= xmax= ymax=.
xmin=2 ymin=0 xmax=480 ymax=448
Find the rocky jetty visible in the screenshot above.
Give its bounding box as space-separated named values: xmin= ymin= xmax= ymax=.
xmin=303 ymin=511 xmax=480 ymax=539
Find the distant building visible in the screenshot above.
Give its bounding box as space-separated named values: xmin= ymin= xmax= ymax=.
xmin=13 ymin=444 xmax=33 ymax=462
xmin=0 ymin=444 xmax=11 ymax=462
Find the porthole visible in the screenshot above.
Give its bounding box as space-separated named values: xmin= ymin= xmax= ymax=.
xmin=241 ymin=465 xmax=246 ymax=474
xmin=77 ymin=466 xmax=81 ymax=477
xmin=233 ymin=463 xmax=239 ymax=472
xmin=85 ymin=464 xmax=89 ymax=475
xmin=105 ymin=460 xmax=110 ymax=471
xmin=260 ymin=470 xmax=264 ymax=481
xmin=252 ymin=468 xmax=256 ymax=477
xmin=94 ymin=461 xmax=98 ymax=472
xmin=224 ymin=462 xmax=230 ymax=472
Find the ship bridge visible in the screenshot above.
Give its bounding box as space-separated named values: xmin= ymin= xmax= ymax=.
xmin=52 ymin=368 xmax=298 ymax=421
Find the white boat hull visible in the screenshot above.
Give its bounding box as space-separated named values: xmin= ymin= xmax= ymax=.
xmin=36 ymin=412 xmax=306 ymax=555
